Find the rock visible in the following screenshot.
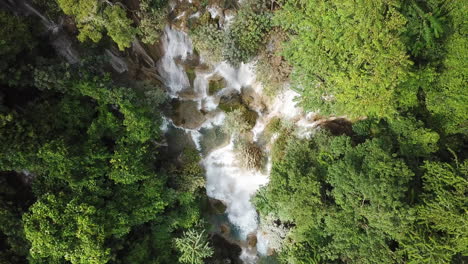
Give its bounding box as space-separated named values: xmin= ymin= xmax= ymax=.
xmin=178 ymin=89 xmax=202 ymax=100
xmin=208 ymin=74 xmax=227 ymax=95
xmin=223 ymin=9 xmax=237 ymax=19
xmin=320 ymin=118 xmax=353 ymax=136
xmin=170 ymin=100 xmax=206 ymax=129
xmin=219 ymin=91 xmax=242 ymax=107
xmin=219 ymin=93 xmax=258 ymax=128
xmin=207 ymin=234 xmax=242 ymax=264
xmin=246 ymin=233 xmax=258 ymax=248
xmin=162 ymin=125 xmax=197 ymax=159
xmin=184 ymin=66 xmax=197 ymax=87
xmin=241 ymin=86 xmax=267 ymax=113
xmin=195 ymin=62 xmax=212 ymax=73
xmin=209 ymin=198 xmax=228 ymax=214
xmin=220 ymin=224 xmax=230 ymax=235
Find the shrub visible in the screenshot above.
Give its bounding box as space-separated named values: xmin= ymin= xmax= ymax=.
xmin=223 ymin=10 xmax=272 ymax=65
xmin=256 ymin=28 xmax=291 ymax=97
xmin=236 ymin=140 xmax=264 ymax=170
xmin=190 ymin=22 xmax=224 ymax=62
xmin=174 ymin=228 xmax=213 ymax=264
xmin=137 ymin=0 xmax=168 ymax=44
xmin=221 ymin=108 xmax=252 ymax=137
xmin=218 ymin=99 xmax=257 ymax=128
xmin=264 ymin=117 xmax=282 ymax=138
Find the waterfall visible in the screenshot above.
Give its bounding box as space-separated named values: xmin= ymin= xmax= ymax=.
xmin=105 ymin=49 xmax=128 ymax=73
xmin=157 ymin=26 xmax=193 ymax=95
xmin=3 ymin=0 xmax=79 ymax=64
xmin=159 ymin=22 xmax=318 ymax=264
xmin=157 ymin=25 xmax=265 ymax=263
xmin=23 ymin=2 xmax=58 ymax=33
xmin=51 ymin=34 xmax=79 ymax=64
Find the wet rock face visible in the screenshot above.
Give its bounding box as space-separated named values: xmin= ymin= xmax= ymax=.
xmin=241 ymin=86 xmax=267 ymax=113
xmin=207 ymin=234 xmax=243 ymax=264
xmin=247 ymin=233 xmax=258 ymax=248
xmin=320 ymin=118 xmax=353 ymax=136
xmin=163 ymin=125 xmax=197 ymax=159
xmin=177 ymin=89 xmax=202 ymax=101
xmin=169 ymin=99 xmax=207 ymax=129
xmin=220 ymin=224 xmax=230 ymax=235
xmin=209 ymin=198 xmax=228 ymax=214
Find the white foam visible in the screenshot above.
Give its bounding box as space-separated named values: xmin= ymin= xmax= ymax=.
xmin=203 ymin=142 xmax=269 ymax=238
xmin=157 ymin=26 xmax=193 ymax=95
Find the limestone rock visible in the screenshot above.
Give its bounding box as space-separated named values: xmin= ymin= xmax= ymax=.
xmin=241 ymin=86 xmax=267 ymax=113
xmin=170 ymin=100 xmax=206 ymax=129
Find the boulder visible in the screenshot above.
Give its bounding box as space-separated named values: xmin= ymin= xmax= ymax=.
xmin=246 ymin=233 xmax=258 ymax=248
xmin=209 ymin=198 xmax=228 ymax=214
xmin=170 ymin=100 xmax=206 ymax=129
xmin=241 ymin=86 xmax=267 ymax=113
xmin=208 ymin=74 xmax=227 ymax=95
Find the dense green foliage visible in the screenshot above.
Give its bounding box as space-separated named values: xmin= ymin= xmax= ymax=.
xmin=0 ymin=9 xmax=206 ymax=264
xmin=255 ymin=122 xmax=467 ymax=263
xmin=0 ymin=68 xmax=205 ymax=263
xmin=277 ymin=0 xmax=468 ymax=130
xmin=190 ymin=20 xmax=224 ymax=63
xmin=1 ymin=0 xmax=467 ymax=263
xmin=223 ymin=9 xmax=271 ymax=65
xmin=0 ymin=11 xmax=35 ymax=85
xmin=254 ymin=0 xmax=468 ymax=263
xmin=189 ymin=3 xmax=272 ymax=65
xmin=56 ymin=0 xmax=137 ymax=50
xmin=137 ymin=0 xmax=169 ymax=44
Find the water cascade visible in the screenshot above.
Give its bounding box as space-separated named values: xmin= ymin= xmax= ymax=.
xmin=157 ymin=21 xmax=319 ymax=262
xmin=157 ymin=26 xmax=194 ymax=96
xmin=1 ymin=0 xmax=79 ymax=64
xmin=0 ymin=1 xmax=321 ymax=262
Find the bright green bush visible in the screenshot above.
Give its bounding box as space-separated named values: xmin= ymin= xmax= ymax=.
xmin=191 ymin=23 xmax=224 ymax=62
xmin=223 ymin=9 xmax=272 ymax=65
xmin=137 ymin=0 xmax=168 ymax=44
xmin=56 ymin=0 xmax=136 ymax=50
xmin=174 ymin=228 xmax=213 ymax=264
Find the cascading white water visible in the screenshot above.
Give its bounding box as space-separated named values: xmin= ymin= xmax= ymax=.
xmin=156 ymin=26 xmax=267 ymax=262
xmin=158 ymin=24 xmax=318 ymax=263
xmin=23 ymin=2 xmax=59 ymax=33
xmin=157 ymin=26 xmax=193 ymax=95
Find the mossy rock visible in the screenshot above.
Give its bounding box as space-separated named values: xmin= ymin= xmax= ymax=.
xmin=209 ymin=198 xmax=227 ymax=214
xmin=208 ymin=77 xmax=226 ymax=95
xmin=218 ymin=95 xmax=258 ymax=128
xmin=264 ymin=117 xmax=282 ymax=137
xmin=170 ymin=100 xmax=206 ymax=129
xmin=185 ymin=67 xmax=196 ymax=87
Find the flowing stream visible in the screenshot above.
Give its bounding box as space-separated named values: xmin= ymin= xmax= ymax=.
xmin=156 ymin=24 xmax=318 ymax=262
xmin=2 ymin=1 xmax=320 ymax=262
